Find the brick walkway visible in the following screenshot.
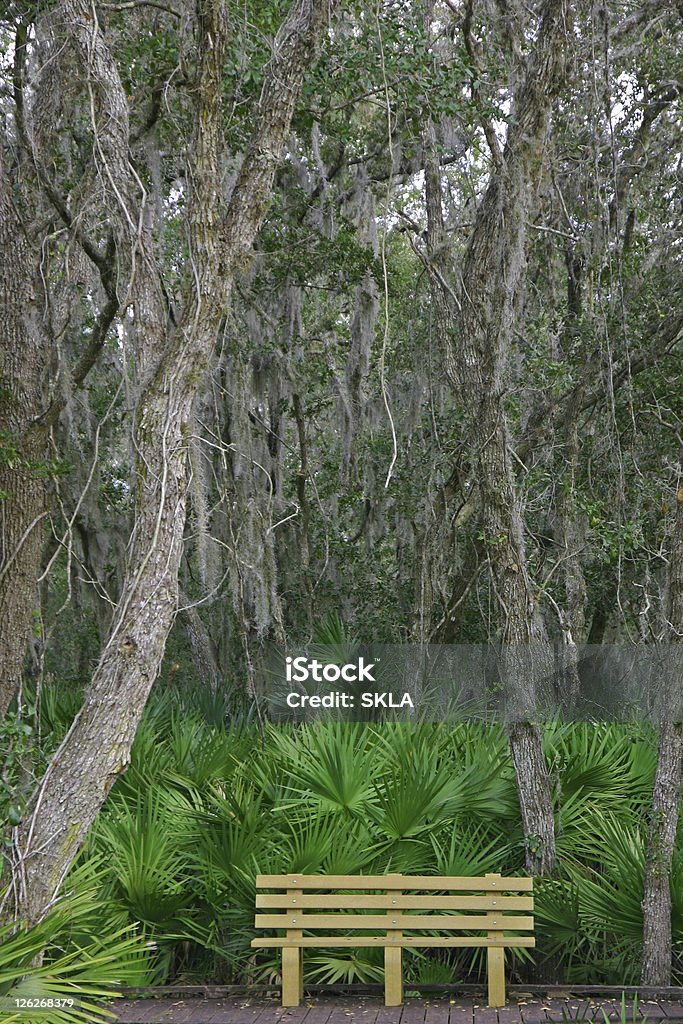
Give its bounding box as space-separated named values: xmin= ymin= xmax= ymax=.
xmin=112 ymin=996 xmax=683 ymax=1024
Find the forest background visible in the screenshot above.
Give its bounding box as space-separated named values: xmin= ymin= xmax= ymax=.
xmin=1 ymin=0 xmax=682 ymax=1014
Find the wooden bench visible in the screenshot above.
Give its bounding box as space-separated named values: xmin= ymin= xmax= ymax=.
xmin=252 ymin=872 xmax=534 ymax=1008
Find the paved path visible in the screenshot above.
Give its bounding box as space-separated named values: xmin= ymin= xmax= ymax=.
xmin=112 ymin=996 xmax=683 ymax=1024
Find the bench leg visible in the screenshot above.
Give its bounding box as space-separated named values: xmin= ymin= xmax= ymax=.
xmin=384 ymin=947 xmax=403 ymax=1006
xmin=299 ymin=949 xmax=304 ymax=1001
xmin=282 ymin=947 xmax=302 ymax=1007
xmin=487 ymin=947 xmax=505 ymax=1007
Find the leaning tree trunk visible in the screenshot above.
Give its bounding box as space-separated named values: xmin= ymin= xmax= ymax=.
xmin=423 ymin=0 xmax=572 ymax=875
xmin=641 ymin=468 xmax=683 ymax=985
xmin=0 ymin=161 xmax=48 ymax=721
xmin=9 ymin=0 xmax=337 ymax=927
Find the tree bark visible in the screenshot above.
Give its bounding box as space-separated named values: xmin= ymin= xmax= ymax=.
xmin=0 ymin=162 xmax=48 ymax=720
xmin=508 ymin=721 xmax=556 ymax=875
xmin=179 ymin=596 xmax=220 ymax=694
xmin=641 ymin=465 xmax=683 ymax=985
xmin=9 ymin=0 xmax=337 ymax=927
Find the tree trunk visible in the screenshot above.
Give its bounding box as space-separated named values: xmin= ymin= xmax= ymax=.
xmin=8 ymin=0 xmax=337 ymax=927
xmin=641 ymin=721 xmax=683 ymax=986
xmin=180 ymin=596 xmax=220 ymax=694
xmin=423 ymin=0 xmax=572 ymax=875
xmin=508 ymin=721 xmax=556 ymax=875
xmin=641 ymin=466 xmax=683 ymax=985
xmin=0 ymin=163 xmax=48 ymax=720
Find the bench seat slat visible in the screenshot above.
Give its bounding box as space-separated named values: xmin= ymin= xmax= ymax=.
xmin=255 ymin=913 xmax=534 ymax=930
xmin=251 ymin=936 xmax=536 ymax=948
xmin=255 ymin=874 xmax=533 ymax=891
xmin=256 ymin=894 xmax=533 ymax=911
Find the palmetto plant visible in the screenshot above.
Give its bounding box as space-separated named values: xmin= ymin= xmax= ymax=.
xmin=29 ymin=682 xmax=683 ymax=987
xmin=271 ymin=721 xmax=380 ymax=814
xmin=0 ymin=865 xmax=154 ymax=1023
xmin=304 ymin=949 xmax=385 ymax=985
xmin=547 ymin=723 xmax=655 ymax=821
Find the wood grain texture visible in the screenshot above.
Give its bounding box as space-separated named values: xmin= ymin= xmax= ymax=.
xmin=255 ymin=915 xmax=534 ymax=930
xmin=256 ymin=875 xmax=533 ymax=891
xmin=251 ymin=937 xmax=535 ymax=948
xmin=256 ymin=895 xmax=534 ymax=911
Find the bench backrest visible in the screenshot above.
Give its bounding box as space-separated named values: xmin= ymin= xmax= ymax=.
xmin=255 ymin=873 xmax=534 ymax=937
